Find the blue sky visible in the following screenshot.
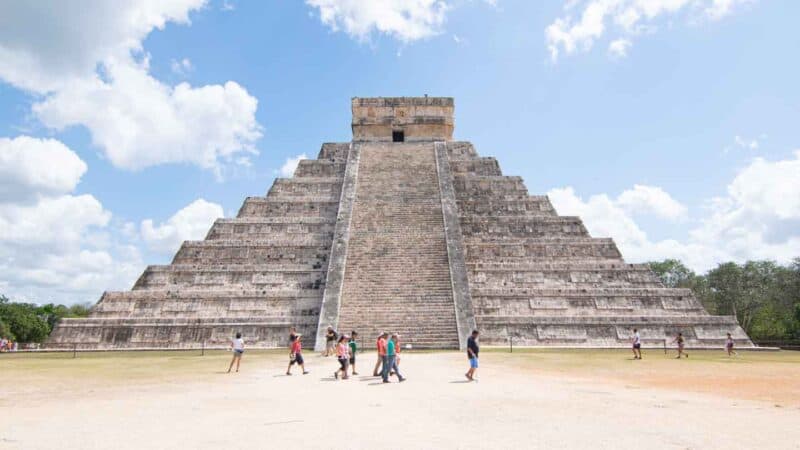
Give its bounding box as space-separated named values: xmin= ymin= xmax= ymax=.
xmin=1 ymin=0 xmax=799 ymax=305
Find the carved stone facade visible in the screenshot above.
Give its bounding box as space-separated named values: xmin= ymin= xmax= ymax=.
xmin=47 ymin=97 xmax=753 ymax=350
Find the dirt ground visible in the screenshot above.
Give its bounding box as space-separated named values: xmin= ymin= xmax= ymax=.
xmin=2 ymin=349 xmax=799 ymax=449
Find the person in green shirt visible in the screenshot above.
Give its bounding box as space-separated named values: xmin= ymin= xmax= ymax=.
xmin=382 ymin=333 xmax=406 ymax=383
xmin=348 ymin=330 xmax=359 ymax=376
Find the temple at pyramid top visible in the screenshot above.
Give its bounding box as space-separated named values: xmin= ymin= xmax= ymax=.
xmin=351 ymin=97 xmax=454 ymax=142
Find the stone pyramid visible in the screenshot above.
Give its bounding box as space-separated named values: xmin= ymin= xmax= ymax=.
xmin=48 ymin=97 xmax=753 ymax=350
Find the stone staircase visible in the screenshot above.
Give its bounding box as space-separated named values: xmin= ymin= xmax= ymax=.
xmin=335 ymin=143 xmax=460 ymax=349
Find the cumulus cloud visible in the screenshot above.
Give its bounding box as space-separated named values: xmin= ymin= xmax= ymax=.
xmin=608 ymin=38 xmax=631 ymax=58
xmin=306 ymin=0 xmax=450 ymax=42
xmin=279 ymin=153 xmax=308 ymax=177
xmin=616 ymin=184 xmax=688 ymax=221
xmin=548 ymin=151 xmax=800 ymax=272
xmin=0 ymin=136 xmax=87 ymax=203
xmin=140 ymin=198 xmax=224 ymax=255
xmin=0 ymin=136 xmax=142 ymax=304
xmin=0 ymin=1 xmax=262 ymax=176
xmin=170 ymin=57 xmax=194 ymax=76
xmin=546 ymin=0 xmax=755 ymax=61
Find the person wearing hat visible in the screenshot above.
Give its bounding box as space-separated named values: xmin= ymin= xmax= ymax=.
xmin=286 ymin=333 xmax=309 ymax=375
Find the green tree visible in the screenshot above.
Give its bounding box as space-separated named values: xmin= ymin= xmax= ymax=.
xmin=648 ymin=259 xmax=696 ymax=288
xmin=0 ymin=296 xmax=50 ymax=342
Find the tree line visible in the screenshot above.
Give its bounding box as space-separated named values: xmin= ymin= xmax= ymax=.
xmin=647 ymin=258 xmax=800 ymax=343
xmin=0 ymin=295 xmax=91 ymax=343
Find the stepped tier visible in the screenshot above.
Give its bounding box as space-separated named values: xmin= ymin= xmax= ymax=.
xmin=477 ymin=315 xmax=750 ymax=348
xmin=47 ymin=97 xmax=753 ymax=350
xmin=206 ymin=217 xmax=336 ymax=240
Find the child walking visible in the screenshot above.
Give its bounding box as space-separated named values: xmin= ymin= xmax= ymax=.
xmin=726 ymin=333 xmax=738 ymax=357
xmin=334 ymin=335 xmax=350 ymax=380
xmin=227 ymin=332 xmax=244 ymax=373
xmin=286 ymin=334 xmax=309 ymax=375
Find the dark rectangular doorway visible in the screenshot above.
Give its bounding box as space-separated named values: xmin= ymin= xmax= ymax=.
xmin=392 ymin=130 xmax=404 ymax=142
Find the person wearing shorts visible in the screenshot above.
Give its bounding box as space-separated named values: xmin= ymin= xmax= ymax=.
xmin=465 ymin=330 xmax=479 ymax=381
xmin=227 ymin=332 xmax=244 ymax=373
xmin=672 ymin=332 xmax=688 ymax=359
xmin=323 ymin=326 xmax=337 ymax=357
xmin=334 ymin=335 xmax=350 ymax=380
xmin=287 ymin=334 xmax=309 ymax=375
xmin=725 ymin=333 xmax=738 ymax=357
xmin=631 ymin=328 xmax=642 ymax=360
xmin=348 ymin=331 xmax=359 ymax=376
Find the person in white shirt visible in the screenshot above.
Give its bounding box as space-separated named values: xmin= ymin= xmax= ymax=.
xmin=631 ymin=328 xmax=642 ymax=360
xmin=227 ymin=332 xmax=245 ymax=373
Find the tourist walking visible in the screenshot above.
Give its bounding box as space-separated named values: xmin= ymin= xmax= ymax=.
xmin=349 ymin=331 xmax=359 ymax=376
xmin=334 ymin=335 xmax=350 ymax=380
xmin=631 ymin=328 xmax=642 ymax=360
xmin=373 ymin=332 xmax=387 ymax=376
xmin=323 ymin=326 xmax=337 ymax=357
xmin=382 ymin=333 xmax=405 ymax=383
xmin=227 ymin=332 xmax=244 ymax=373
xmin=465 ymin=329 xmax=479 ymax=381
xmin=672 ymin=332 xmax=688 ymax=358
xmin=725 ymin=333 xmax=738 ymax=357
xmin=287 ymin=334 xmax=309 ymax=375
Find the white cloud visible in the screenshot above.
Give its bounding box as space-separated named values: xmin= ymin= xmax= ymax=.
xmin=734 ymin=135 xmax=759 ymax=150
xmin=33 ymin=66 xmax=262 ymax=177
xmin=546 ymin=0 xmax=755 ymax=61
xmin=0 ymin=136 xmax=87 ymax=203
xmin=140 ymin=198 xmax=224 ymax=255
xmin=279 ymin=153 xmax=308 ymax=177
xmin=616 ymin=184 xmax=688 ymax=220
xmin=548 ymin=151 xmax=800 ymax=272
xmin=0 ymin=137 xmax=142 ymax=304
xmin=608 ymin=38 xmax=631 ymax=57
xmin=0 ymin=1 xmax=263 ymax=176
xmin=306 ymin=0 xmax=450 ymax=43
xmin=170 ymin=57 xmax=194 ymax=76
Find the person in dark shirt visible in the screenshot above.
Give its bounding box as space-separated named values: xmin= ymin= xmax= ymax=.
xmin=465 ymin=330 xmax=480 ymax=382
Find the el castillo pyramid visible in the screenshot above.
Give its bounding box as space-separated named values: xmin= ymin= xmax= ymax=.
xmin=48 ymin=97 xmax=752 ymax=350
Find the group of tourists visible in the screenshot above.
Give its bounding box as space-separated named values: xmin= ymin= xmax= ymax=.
xmin=631 ymin=329 xmax=738 ymax=359
xmin=0 ymin=337 xmax=17 ymax=352
xmin=225 ymin=326 xmax=482 ymax=382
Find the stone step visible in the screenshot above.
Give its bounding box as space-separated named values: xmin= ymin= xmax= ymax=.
xmin=449 ymin=158 xmax=502 ymax=176
xmin=457 ymin=196 xmax=556 ymax=216
xmin=237 ymin=197 xmax=339 ymax=218
xmin=294 ymin=160 xmax=347 ymax=178
xmin=465 ymin=237 xmax=621 ymax=259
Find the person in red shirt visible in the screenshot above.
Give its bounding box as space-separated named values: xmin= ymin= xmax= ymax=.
xmin=373 ymin=332 xmax=387 ymax=376
xmin=286 ymin=334 xmax=309 ymax=375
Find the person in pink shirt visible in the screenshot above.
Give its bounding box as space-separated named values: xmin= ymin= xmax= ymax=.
xmin=334 ymin=335 xmax=350 ymax=380
xmin=286 ymin=334 xmax=309 ymax=375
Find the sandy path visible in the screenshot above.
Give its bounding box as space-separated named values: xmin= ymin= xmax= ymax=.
xmin=3 ymin=352 xmax=799 ymax=449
